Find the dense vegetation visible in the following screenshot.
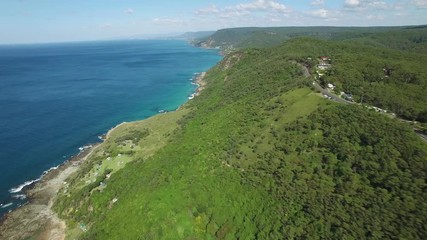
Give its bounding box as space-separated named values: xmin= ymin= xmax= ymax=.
xmin=280 ymin=37 xmax=427 ymax=122
xmin=54 ymin=28 xmax=427 ymax=239
xmin=195 ymin=26 xmax=427 ymax=50
xmin=196 ymin=26 xmax=427 ymax=122
xmin=243 ymin=105 xmax=427 ymax=239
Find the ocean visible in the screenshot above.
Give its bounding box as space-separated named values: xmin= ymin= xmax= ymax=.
xmin=0 ymin=40 xmax=221 ymax=217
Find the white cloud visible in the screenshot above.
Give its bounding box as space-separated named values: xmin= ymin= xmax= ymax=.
xmin=125 ymin=8 xmax=134 ymax=14
xmin=302 ymin=6 xmax=344 ymax=23
xmin=235 ymin=0 xmax=290 ymax=13
xmin=311 ymin=0 xmax=325 ymax=6
xmin=369 ymin=1 xmax=388 ymax=9
xmin=413 ymin=0 xmax=427 ymax=8
xmin=345 ymin=0 xmax=361 ymax=8
xmin=188 ymin=0 xmax=427 ymax=32
xmin=219 ymin=10 xmax=251 ymax=19
xmin=102 ymin=23 xmax=112 ymax=28
xmin=195 ymin=5 xmax=219 ymax=15
xmin=344 ymin=0 xmax=389 ymax=10
xmin=308 ymin=8 xmax=330 ymax=18
xmin=195 ymin=0 xmax=291 ymax=20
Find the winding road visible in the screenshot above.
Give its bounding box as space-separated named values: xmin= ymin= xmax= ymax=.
xmin=300 ymin=64 xmax=352 ymax=104
xmin=299 ymin=63 xmax=427 ymax=143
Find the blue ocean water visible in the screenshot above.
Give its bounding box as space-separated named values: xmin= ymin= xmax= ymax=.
xmin=0 ymin=40 xmax=221 ymax=217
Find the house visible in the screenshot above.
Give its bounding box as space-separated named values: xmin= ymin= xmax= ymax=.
xmin=327 ymin=83 xmax=335 ymax=90
xmin=317 ymin=63 xmax=331 ymax=70
xmin=319 ymin=56 xmax=331 ymax=62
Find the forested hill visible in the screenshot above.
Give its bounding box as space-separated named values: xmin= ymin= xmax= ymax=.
xmin=194 ymin=26 xmax=427 ymax=52
xmin=280 ymin=37 xmax=427 ymax=122
xmin=199 ymin=26 xmax=427 ymax=122
xmin=54 ymin=33 xmax=427 ymax=239
xmin=174 ymin=31 xmax=216 ymax=41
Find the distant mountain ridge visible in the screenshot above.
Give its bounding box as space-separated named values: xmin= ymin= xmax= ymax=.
xmin=174 ymin=31 xmax=216 ymax=41
xmin=194 ymin=26 xmax=427 ymax=53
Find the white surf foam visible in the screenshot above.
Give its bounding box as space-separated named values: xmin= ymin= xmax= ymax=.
xmin=9 ymin=178 xmax=41 ymax=193
xmin=0 ymin=202 xmax=13 ymax=208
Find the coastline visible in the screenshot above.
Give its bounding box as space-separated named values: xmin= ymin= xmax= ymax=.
xmin=0 ymin=70 xmax=210 ymax=239
xmin=194 ymin=72 xmax=207 ymax=97
xmin=0 ymin=143 xmax=100 ymax=240
xmin=188 ymin=71 xmax=207 ymax=100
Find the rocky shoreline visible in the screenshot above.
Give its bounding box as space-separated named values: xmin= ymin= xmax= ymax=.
xmin=0 ymin=144 xmax=100 ymax=240
xmin=195 ymin=72 xmax=207 ymax=97
xmin=188 ymin=71 xmax=207 ymax=100
xmin=0 ymin=71 xmax=210 ymax=240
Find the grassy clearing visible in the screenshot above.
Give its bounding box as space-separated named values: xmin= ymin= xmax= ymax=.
xmin=55 ymin=108 xmax=190 ymax=238
xmin=80 ymin=109 xmax=190 ymax=186
xmin=277 ymin=88 xmax=326 ymax=124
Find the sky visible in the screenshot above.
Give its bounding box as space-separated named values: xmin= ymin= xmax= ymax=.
xmin=0 ymin=0 xmax=426 ymax=44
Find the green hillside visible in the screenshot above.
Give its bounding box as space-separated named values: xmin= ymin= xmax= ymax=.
xmin=279 ymin=37 xmax=427 ymax=122
xmin=54 ymin=36 xmax=427 ymax=239
xmin=195 ymin=26 xmax=427 ymax=53
xmin=345 ymin=26 xmax=427 ymax=52
xmin=197 ymin=26 xmax=427 ymax=121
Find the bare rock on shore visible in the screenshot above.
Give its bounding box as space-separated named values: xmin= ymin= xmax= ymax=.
xmin=0 ymin=147 xmax=97 ymax=240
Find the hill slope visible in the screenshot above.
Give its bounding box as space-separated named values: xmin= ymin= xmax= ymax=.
xmin=53 ymin=39 xmax=427 ymax=239
xmin=195 ymin=26 xmax=427 ymax=53
xmin=278 ymin=37 xmax=427 ymax=122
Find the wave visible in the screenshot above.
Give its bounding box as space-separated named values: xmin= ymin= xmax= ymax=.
xmin=43 ymin=165 xmax=59 ymax=175
xmin=12 ymin=194 xmax=26 ymax=200
xmin=78 ymin=144 xmax=93 ymax=151
xmin=0 ymin=202 xmax=13 ymax=209
xmin=9 ymin=178 xmax=41 ymax=193
xmin=188 ymin=93 xmax=196 ymax=100
xmin=9 ymin=163 xmax=62 ymax=194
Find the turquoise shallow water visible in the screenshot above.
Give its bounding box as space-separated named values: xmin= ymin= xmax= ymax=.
xmin=0 ymin=40 xmax=221 ymax=216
